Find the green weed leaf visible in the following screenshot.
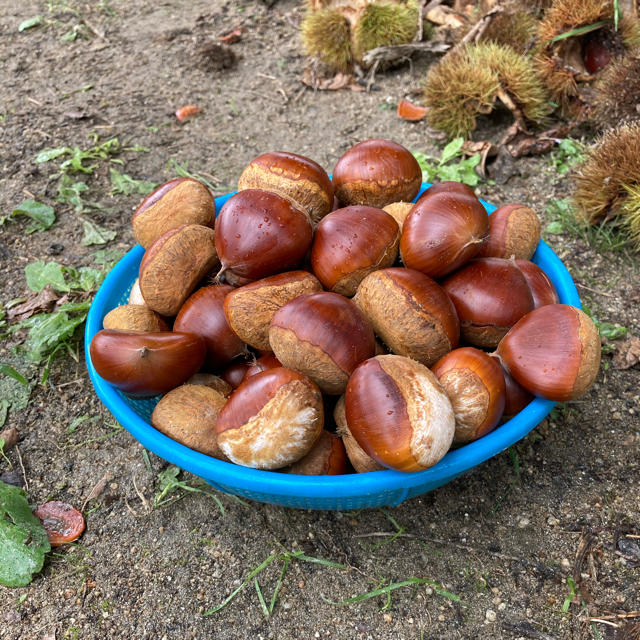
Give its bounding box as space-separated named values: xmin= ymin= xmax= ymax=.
xmin=81 ymin=219 xmax=116 ymax=246
xmin=109 ymin=168 xmax=156 ymax=196
xmin=10 ymin=200 xmax=55 ymax=234
xmin=440 ymin=137 xmax=465 ymax=164
xmin=18 ymin=16 xmax=43 ymax=32
xmin=0 ymin=481 xmax=51 ymax=587
xmin=35 ymin=147 xmax=71 ymax=163
xmin=0 ymin=365 xmax=28 ymax=386
xmin=25 ymin=261 xmax=70 ymax=293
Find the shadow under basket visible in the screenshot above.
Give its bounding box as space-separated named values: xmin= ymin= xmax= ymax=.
xmin=85 ymin=184 xmax=581 ymax=510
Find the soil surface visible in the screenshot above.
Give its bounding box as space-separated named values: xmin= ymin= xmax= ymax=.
xmin=1 ymin=2 xmax=638 ymax=639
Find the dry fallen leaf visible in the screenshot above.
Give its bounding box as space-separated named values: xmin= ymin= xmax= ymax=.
xmin=613 ymin=336 xmax=640 ymax=369
xmin=426 ymin=6 xmax=467 ymax=29
xmin=397 ymin=99 xmax=427 ymax=121
xmin=0 ymin=427 xmax=19 ymax=451
xmin=8 ymin=285 xmax=59 ymax=321
xmin=461 ymin=140 xmax=497 ymax=177
xmin=301 ymin=69 xmax=364 ymax=92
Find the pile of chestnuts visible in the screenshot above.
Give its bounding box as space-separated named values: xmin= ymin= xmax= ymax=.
xmin=90 ymin=138 xmax=601 ymax=475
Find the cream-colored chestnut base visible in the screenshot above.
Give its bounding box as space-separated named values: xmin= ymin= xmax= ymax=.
xmin=438 ymin=368 xmax=489 ymax=443
xmin=217 ymin=380 xmax=323 ymax=470
xmin=378 ymin=355 xmax=455 ymax=470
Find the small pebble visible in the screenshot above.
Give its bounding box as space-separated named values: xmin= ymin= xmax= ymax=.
xmin=485 ymin=609 xmax=497 ymax=623
xmin=561 ymin=558 xmax=572 ymax=572
xmin=547 ymin=516 xmax=559 ymax=526
xmin=383 ymin=613 xmax=392 ymax=623
xmin=517 ymin=517 xmax=530 ymax=529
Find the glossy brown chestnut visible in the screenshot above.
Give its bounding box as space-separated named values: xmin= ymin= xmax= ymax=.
xmin=431 ymin=347 xmax=506 ymax=443
xmin=345 ymin=355 xmax=455 ymax=472
xmin=489 ymin=354 xmax=533 ymax=420
xmin=334 ymin=396 xmax=385 ymax=473
xmin=139 ymin=224 xmax=219 ymax=316
xmin=515 ymin=259 xmax=559 ymax=308
xmin=220 ymin=359 xmax=253 ymax=389
xmin=151 ymin=384 xmax=228 ymax=459
xmin=223 ymin=271 xmax=322 ymax=351
xmin=287 ymin=430 xmax=349 ymax=475
xmin=584 ymin=34 xmax=611 ymax=74
xmin=310 ymin=206 xmax=400 ymax=297
xmin=132 ymin=178 xmax=215 ymax=249
xmin=332 ymin=139 xmax=422 ymax=208
xmin=89 ymin=330 xmax=205 ymax=397
xmin=442 ymin=257 xmax=534 ymax=348
xmin=174 ymin=285 xmax=245 ymax=371
xmin=216 ymin=367 xmax=324 ymax=469
xmin=215 ymin=189 xmax=313 ymax=283
xmin=495 ymin=304 xmax=601 ymax=402
xmin=477 ymin=204 xmax=541 ymax=260
xmin=401 ymin=183 xmax=489 ymax=278
xmin=103 ymin=305 xmax=169 ymax=333
xmin=269 ymin=291 xmax=376 ymax=394
xmin=237 ymin=151 xmax=334 ymax=224
xmin=244 ymin=353 xmax=282 ymax=379
xmin=353 ymin=267 xmax=459 ymax=367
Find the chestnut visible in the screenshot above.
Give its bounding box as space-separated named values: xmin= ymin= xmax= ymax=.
xmin=383 ymin=201 xmax=413 ymax=230
xmin=332 ymin=139 xmax=422 ymax=208
xmin=477 ymin=204 xmax=541 ymax=261
xmin=174 ymin=285 xmax=245 ymax=371
xmin=400 ymin=183 xmax=489 ymax=278
xmin=215 ymin=189 xmax=313 ymax=284
xmin=103 ymin=305 xmax=168 ymax=333
xmin=128 ymin=278 xmax=146 ymax=306
xmin=244 ymin=353 xmax=282 ymax=379
xmin=223 ymin=271 xmax=322 ymax=351
xmin=89 ymin=330 xmax=205 ymax=397
xmin=287 ymin=430 xmax=349 ymax=475
xmin=431 ymin=347 xmax=506 ymax=443
xmin=441 ymin=257 xmax=534 ymax=348
xmin=310 ymin=206 xmax=400 ymax=297
xmin=139 ymin=224 xmax=219 ymax=316
xmin=345 ymin=355 xmax=455 ymax=472
xmin=269 ymin=291 xmax=376 ymax=395
xmin=216 ymin=367 xmax=324 ymax=469
xmin=151 ymin=384 xmax=228 ymax=459
xmin=489 ymin=354 xmax=533 ymax=420
xmin=334 ymin=396 xmax=385 ymax=473
xmin=353 ymin=267 xmax=459 ymax=367
xmin=237 ymin=151 xmax=334 ymax=224
xmin=220 ymin=359 xmax=253 ymax=389
xmin=186 ymin=373 xmax=233 ymax=397
xmin=132 ymin=178 xmax=215 ymax=249
xmin=515 ymin=259 xmax=559 ymax=308
xmin=495 ymin=304 xmax=601 ymax=402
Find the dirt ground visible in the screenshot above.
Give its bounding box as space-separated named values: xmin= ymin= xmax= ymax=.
xmin=1 ymin=1 xmax=639 ymax=639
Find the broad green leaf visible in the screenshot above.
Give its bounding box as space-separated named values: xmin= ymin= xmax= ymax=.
xmin=439 ymin=137 xmax=464 ymax=164
xmin=92 ymin=248 xmax=124 ymax=269
xmin=25 ymin=261 xmax=70 ymax=293
xmin=0 ymin=481 xmax=51 ymax=587
xmin=18 ymin=16 xmax=43 ymax=32
xmin=17 ymin=310 xmax=87 ymax=363
xmin=109 ymin=168 xmax=156 ymax=196
xmin=72 ymin=267 xmax=104 ymax=292
xmin=597 ymin=321 xmax=627 ymax=340
xmin=35 ymin=147 xmax=70 ymax=163
xmin=11 ymin=200 xmax=55 ymax=234
xmin=81 ymin=219 xmax=117 ymax=246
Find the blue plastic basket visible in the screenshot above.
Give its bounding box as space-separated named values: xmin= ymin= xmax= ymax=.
xmin=85 ymin=184 xmax=581 ymax=510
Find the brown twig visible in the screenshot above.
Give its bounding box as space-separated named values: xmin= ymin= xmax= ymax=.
xmin=15 ymin=445 xmax=28 ymax=491
xmin=572 ymin=531 xmax=595 ymax=583
xmin=574 ymin=283 xmax=615 ymax=298
xmin=450 ymin=6 xmax=503 ymax=54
